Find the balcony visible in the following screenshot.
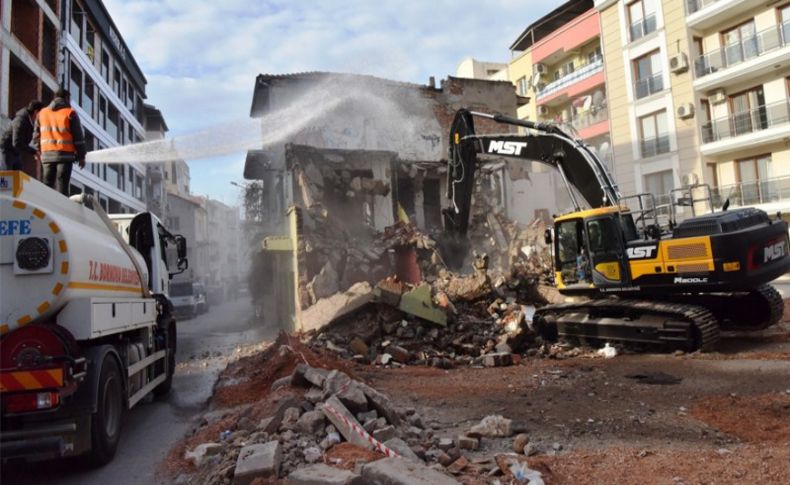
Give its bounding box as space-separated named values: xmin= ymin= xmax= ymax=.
xmin=640 ymin=135 xmax=671 ymax=158
xmin=700 ymin=100 xmax=790 ymax=155
xmin=696 ymin=22 xmax=790 ymax=77
xmin=571 ymin=109 xmax=608 ymax=132
xmin=686 ymin=0 xmax=765 ymax=30
xmin=537 ymin=57 xmax=604 ymax=104
xmin=629 ymin=14 xmax=657 ymax=43
xmin=634 ymin=73 xmax=664 ymax=100
xmin=710 ymin=176 xmax=790 ymax=208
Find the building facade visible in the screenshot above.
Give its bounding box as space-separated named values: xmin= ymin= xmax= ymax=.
xmin=60 ymin=0 xmax=148 ymax=213
xmin=509 ymin=0 xmax=613 ymax=169
xmin=1 ymin=0 xmax=61 ymax=177
xmin=596 ymin=0 xmax=790 ymax=212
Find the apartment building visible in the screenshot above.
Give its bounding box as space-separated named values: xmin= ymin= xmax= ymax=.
xmin=509 ymin=0 xmax=613 ymax=169
xmin=60 ymin=0 xmax=148 ymax=213
xmin=596 ymin=0 xmax=790 ymax=212
xmin=1 ymin=0 xmax=61 ymax=177
xmin=456 ymin=58 xmax=509 ymax=81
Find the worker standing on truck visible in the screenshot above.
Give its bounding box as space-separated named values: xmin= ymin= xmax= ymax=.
xmin=33 ymin=88 xmax=86 ymax=196
xmin=1 ymin=100 xmax=44 ymax=172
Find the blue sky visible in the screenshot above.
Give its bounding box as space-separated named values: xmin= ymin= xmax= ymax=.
xmin=103 ymin=0 xmax=552 ymax=205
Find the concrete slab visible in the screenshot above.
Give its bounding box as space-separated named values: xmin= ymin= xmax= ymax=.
xmin=361 ymin=457 xmax=461 ymax=485
xmin=286 ymin=464 xmax=364 ymax=485
xmin=233 ymin=441 xmax=281 ymax=485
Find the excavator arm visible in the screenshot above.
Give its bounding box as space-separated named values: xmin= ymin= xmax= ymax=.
xmin=443 ymin=108 xmax=621 ymax=239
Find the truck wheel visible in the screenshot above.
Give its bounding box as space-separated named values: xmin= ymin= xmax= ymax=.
xmin=154 ymin=321 xmax=176 ymax=397
xmin=87 ymin=355 xmax=123 ymax=466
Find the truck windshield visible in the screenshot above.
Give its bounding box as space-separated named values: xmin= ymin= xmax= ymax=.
xmin=170 ymin=282 xmax=193 ymax=297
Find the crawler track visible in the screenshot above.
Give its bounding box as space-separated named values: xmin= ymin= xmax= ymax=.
xmin=534 ymin=299 xmax=721 ymax=352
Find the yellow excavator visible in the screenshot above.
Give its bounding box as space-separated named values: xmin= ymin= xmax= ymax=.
xmin=443 ymin=109 xmax=789 ymax=351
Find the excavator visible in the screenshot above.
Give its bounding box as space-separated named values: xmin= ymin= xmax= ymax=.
xmin=443 ymin=109 xmax=790 ymax=351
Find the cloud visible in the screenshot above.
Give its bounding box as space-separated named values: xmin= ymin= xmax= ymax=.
xmin=102 ymin=0 xmax=553 ymax=201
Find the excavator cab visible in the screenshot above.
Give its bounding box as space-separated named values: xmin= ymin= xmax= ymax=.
xmin=551 ymin=208 xmax=632 ymax=293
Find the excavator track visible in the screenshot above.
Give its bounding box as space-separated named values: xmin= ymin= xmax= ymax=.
xmin=654 ymin=284 xmax=784 ymax=332
xmin=533 ymin=299 xmax=721 ymax=352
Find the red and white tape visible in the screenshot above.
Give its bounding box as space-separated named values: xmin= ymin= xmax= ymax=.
xmin=322 ymin=403 xmax=401 ymax=459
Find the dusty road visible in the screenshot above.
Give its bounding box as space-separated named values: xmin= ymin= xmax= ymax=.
xmin=2 ymin=297 xmax=277 ymax=485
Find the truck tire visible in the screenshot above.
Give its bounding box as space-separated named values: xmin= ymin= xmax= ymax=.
xmin=154 ymin=321 xmax=176 ymax=398
xmin=87 ymin=355 xmax=123 ymax=466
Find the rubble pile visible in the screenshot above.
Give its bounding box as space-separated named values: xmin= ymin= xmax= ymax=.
xmin=178 ymin=359 xmax=470 ymax=484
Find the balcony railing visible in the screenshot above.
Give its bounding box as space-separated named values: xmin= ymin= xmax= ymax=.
xmin=695 ymin=21 xmax=790 ymax=78
xmin=634 ymin=73 xmax=663 ymax=99
xmin=701 ymin=100 xmax=790 ymax=144
xmin=710 ymin=176 xmax=790 ymax=208
xmin=640 ymin=135 xmax=670 ymax=158
xmin=537 ymin=57 xmax=603 ymax=100
xmin=686 ymin=0 xmax=719 ymax=15
xmin=629 ymin=14 xmax=657 ymax=42
xmin=571 ymin=109 xmax=608 ymax=131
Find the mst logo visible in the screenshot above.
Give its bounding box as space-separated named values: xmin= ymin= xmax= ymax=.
xmin=626 ymin=245 xmax=657 ymax=259
xmin=764 ymin=239 xmax=788 ymax=263
xmin=674 ymin=276 xmax=708 ymax=284
xmin=487 ymin=140 xmax=528 ymax=156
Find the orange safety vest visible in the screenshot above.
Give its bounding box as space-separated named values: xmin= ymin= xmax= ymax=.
xmin=38 ymin=107 xmax=76 ymax=153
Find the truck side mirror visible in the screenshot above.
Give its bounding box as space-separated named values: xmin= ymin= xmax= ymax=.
xmin=176 ymin=235 xmax=187 ymax=259
xmin=544 ymin=229 xmax=553 ymax=245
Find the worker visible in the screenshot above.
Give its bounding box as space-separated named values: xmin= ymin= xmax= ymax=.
xmin=33 ymin=88 xmax=86 ymax=196
xmin=1 ymin=100 xmax=44 ymax=172
xmin=576 ymin=247 xmax=590 ymax=283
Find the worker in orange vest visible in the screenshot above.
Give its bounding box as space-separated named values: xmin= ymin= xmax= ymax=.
xmin=33 ymin=88 xmax=86 ymax=196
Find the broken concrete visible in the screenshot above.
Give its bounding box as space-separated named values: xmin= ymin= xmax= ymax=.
xmin=300 ymin=282 xmax=374 ymax=332
xmin=361 ymin=457 xmax=461 ymax=485
xmin=233 ymin=441 xmax=282 ymax=485
xmin=320 ymin=396 xmax=374 ymax=450
xmin=286 ymin=464 xmax=364 ymax=485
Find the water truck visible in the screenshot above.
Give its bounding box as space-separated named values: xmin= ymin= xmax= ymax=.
xmin=0 ymin=170 xmax=187 ymax=465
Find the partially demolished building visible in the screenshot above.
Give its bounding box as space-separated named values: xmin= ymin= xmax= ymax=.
xmin=243 ymin=73 xmax=562 ymax=331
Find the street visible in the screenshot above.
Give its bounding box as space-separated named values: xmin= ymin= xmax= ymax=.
xmin=2 ymin=297 xmax=277 ymax=485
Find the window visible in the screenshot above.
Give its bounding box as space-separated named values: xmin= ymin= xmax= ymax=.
xmin=516 ymin=76 xmax=528 ymax=96
xmin=126 ymin=167 xmax=135 ymax=195
xmin=633 ymin=50 xmax=663 ymax=99
xmin=121 ymin=78 xmax=127 ymax=105
xmin=722 ymin=20 xmax=757 ymax=65
xmin=586 ymin=218 xmax=619 ymax=255
xmin=99 ymin=95 xmax=107 ymax=128
xmin=628 ymin=0 xmax=657 ymax=41
xmin=107 ymin=105 xmax=119 ymax=141
xmin=588 ymin=46 xmax=602 ymax=64
xmin=84 ymin=130 xmax=95 ymax=152
xmin=639 ymin=110 xmax=669 ymax=157
xmin=118 ymin=118 xmax=125 ymax=144
xmin=83 ymin=78 xmax=94 ymax=117
xmin=782 ymin=5 xmax=790 ymax=42
xmin=113 ymin=67 xmax=121 ymax=97
xmin=101 ymin=51 xmax=110 ymax=84
xmin=69 ymin=62 xmax=83 ymax=106
xmin=127 ymin=84 xmax=135 ymax=111
xmin=700 ymin=99 xmax=713 ymax=142
xmin=135 ymin=174 xmax=144 ymax=200
xmin=105 ymin=164 xmax=119 ymax=188
xmin=85 ymin=22 xmax=96 ymax=61
xmin=729 ymin=87 xmax=767 ymax=136
xmin=644 ymin=170 xmax=674 ymax=197
xmin=735 ymin=154 xmax=772 ymax=204
xmin=71 ymin=1 xmax=84 ymax=43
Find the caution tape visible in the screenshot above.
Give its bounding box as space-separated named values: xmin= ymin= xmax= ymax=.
xmin=321 ymin=402 xmax=401 ymax=459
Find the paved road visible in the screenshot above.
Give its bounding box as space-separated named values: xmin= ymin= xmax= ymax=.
xmin=2 ymin=297 xmax=277 ymax=485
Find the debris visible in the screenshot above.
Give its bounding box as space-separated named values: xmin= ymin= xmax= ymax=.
xmin=321 ymin=396 xmax=374 ymax=450
xmin=457 ymin=435 xmax=479 ymax=450
xmin=372 ymin=425 xmax=397 ymax=442
xmin=349 ymin=337 xmax=369 ymax=356
xmin=513 ymin=433 xmax=530 ymax=454
xmin=296 ymin=410 xmax=327 ymax=435
xmin=447 ymin=456 xmax=469 ymax=475
xmin=382 ymin=437 xmax=421 ymax=462
xmin=469 ymin=415 xmax=514 ymax=438
xmin=184 ymin=443 xmax=222 ymax=467
xmin=303 ymin=446 xmax=323 ymax=464
xmin=483 ymin=352 xmax=514 ymax=368
xmin=597 ymin=343 xmax=618 ymax=359
xmin=626 ymin=372 xmax=683 ymax=385
xmin=287 ymin=463 xmax=364 ymax=485
xmin=360 ymin=457 xmax=461 ymax=485
xmin=233 ymin=441 xmax=282 ymax=485
xmin=301 ymin=282 xmax=375 ymax=332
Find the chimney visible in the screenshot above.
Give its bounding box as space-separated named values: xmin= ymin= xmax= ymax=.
xmin=428 ymin=76 xmax=436 ymax=89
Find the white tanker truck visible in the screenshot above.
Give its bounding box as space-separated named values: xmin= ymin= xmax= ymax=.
xmin=0 ymin=170 xmax=188 ymax=465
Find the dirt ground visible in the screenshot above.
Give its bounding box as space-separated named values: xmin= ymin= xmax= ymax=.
xmin=165 ymin=308 xmax=790 ymax=484
xmin=357 ymin=317 xmax=790 ymax=484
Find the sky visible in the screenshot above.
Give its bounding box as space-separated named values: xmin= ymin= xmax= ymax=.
xmin=103 ymin=0 xmax=553 ymax=205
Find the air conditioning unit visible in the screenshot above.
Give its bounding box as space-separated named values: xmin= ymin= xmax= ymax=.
xmin=535 ymin=63 xmax=548 ymax=75
xmin=538 ymin=105 xmax=550 ymax=116
xmin=677 ymin=103 xmax=695 ymax=119
xmin=669 ymin=52 xmax=689 ymax=74
xmin=709 ymin=89 xmax=726 ymax=104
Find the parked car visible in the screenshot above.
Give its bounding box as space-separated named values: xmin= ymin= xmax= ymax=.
xmin=170 ymin=282 xmax=208 ymax=319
